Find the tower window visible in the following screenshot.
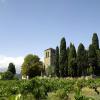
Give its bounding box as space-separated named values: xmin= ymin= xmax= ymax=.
xmin=46 ymin=52 xmax=50 ymax=58
xmin=46 ymin=52 xmax=48 ymax=58
xmin=48 ymin=52 xmax=49 ymax=57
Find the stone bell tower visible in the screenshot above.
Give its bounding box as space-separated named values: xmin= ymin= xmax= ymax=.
xmin=44 ymin=48 xmax=56 ymax=69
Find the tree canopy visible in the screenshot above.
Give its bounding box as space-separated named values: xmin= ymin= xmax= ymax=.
xmin=76 ymin=43 xmax=88 ymax=76
xmin=59 ymin=37 xmax=67 ymax=77
xmin=68 ymin=43 xmax=77 ymax=77
xmin=92 ymin=33 xmax=99 ymax=50
xmin=88 ymin=44 xmax=97 ymax=74
xmin=20 ymin=33 xmax=100 ymax=78
xmin=21 ymin=54 xmax=43 ymax=78
xmin=8 ymin=63 xmax=16 ymax=75
xmin=55 ymin=46 xmax=60 ymax=77
xmin=54 ymin=33 xmax=100 ymax=77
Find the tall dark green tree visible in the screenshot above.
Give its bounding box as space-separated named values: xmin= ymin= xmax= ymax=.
xmin=55 ymin=46 xmax=60 ymax=77
xmin=67 ymin=47 xmax=70 ymax=58
xmin=92 ymin=33 xmax=100 ymax=75
xmin=8 ymin=63 xmax=16 ymax=75
xmin=59 ymin=37 xmax=67 ymax=77
xmin=88 ymin=44 xmax=97 ymax=75
xmin=92 ymin=33 xmax=99 ymax=50
xmin=77 ymin=43 xmax=88 ymax=76
xmin=96 ymin=50 xmax=100 ymax=75
xmin=68 ymin=43 xmax=77 ymax=77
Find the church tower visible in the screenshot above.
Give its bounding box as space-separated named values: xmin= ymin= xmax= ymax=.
xmin=44 ymin=48 xmax=56 ymax=69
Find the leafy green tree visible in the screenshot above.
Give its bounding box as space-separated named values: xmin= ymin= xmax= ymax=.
xmin=77 ymin=43 xmax=88 ymax=76
xmin=8 ymin=63 xmax=16 ymax=75
xmin=55 ymin=46 xmax=60 ymax=77
xmin=21 ymin=54 xmax=43 ymax=78
xmin=92 ymin=33 xmax=99 ymax=50
xmin=59 ymin=37 xmax=67 ymax=77
xmin=88 ymin=44 xmax=97 ymax=75
xmin=68 ymin=43 xmax=77 ymax=77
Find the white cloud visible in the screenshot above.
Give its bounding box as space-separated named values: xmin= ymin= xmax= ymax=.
xmin=0 ymin=55 xmax=24 ymax=73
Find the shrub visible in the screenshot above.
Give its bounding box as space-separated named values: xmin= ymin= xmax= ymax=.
xmin=2 ymin=71 xmax=14 ymax=80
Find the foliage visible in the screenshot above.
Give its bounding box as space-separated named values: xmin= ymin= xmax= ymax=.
xmin=92 ymin=33 xmax=99 ymax=75
xmin=68 ymin=43 xmax=77 ymax=77
xmin=96 ymin=50 xmax=100 ymax=75
xmin=2 ymin=71 xmax=14 ymax=80
xmin=92 ymin=33 xmax=99 ymax=50
xmin=87 ymin=66 xmax=93 ymax=75
xmin=77 ymin=43 xmax=88 ymax=76
xmin=88 ymin=44 xmax=97 ymax=74
xmin=59 ymin=37 xmax=68 ymax=77
xmin=67 ymin=47 xmax=70 ymax=57
xmin=46 ymin=66 xmax=55 ymax=77
xmin=21 ymin=54 xmax=43 ymax=78
xmin=57 ymin=33 xmax=100 ymax=77
xmin=0 ymin=77 xmax=100 ymax=99
xmin=55 ymin=46 xmax=60 ymax=77
xmin=8 ymin=63 xmax=16 ymax=75
xmin=48 ymin=89 xmax=68 ymax=100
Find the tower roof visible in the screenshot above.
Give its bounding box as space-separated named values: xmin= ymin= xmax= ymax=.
xmin=44 ymin=48 xmax=55 ymax=51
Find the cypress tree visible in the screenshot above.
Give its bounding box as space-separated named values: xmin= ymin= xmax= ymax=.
xmin=8 ymin=63 xmax=16 ymax=75
xmin=68 ymin=43 xmax=77 ymax=77
xmin=59 ymin=37 xmax=67 ymax=77
xmin=55 ymin=46 xmax=60 ymax=77
xmin=77 ymin=43 xmax=87 ymax=76
xmin=96 ymin=50 xmax=100 ymax=76
xmin=88 ymin=44 xmax=97 ymax=75
xmin=92 ymin=33 xmax=99 ymax=50
xmin=92 ymin=33 xmax=100 ymax=75
xmin=66 ymin=47 xmax=69 ymax=76
xmin=67 ymin=47 xmax=70 ymax=58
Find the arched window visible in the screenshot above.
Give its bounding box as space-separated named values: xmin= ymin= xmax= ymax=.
xmin=46 ymin=52 xmax=48 ymax=58
xmin=46 ymin=51 xmax=50 ymax=58
xmin=48 ymin=52 xmax=49 ymax=57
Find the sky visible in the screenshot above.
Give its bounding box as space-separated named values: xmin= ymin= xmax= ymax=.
xmin=0 ymin=0 xmax=100 ymax=73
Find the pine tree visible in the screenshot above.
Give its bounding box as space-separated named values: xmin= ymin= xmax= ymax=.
xmin=77 ymin=43 xmax=87 ymax=76
xmin=55 ymin=46 xmax=60 ymax=77
xmin=88 ymin=44 xmax=97 ymax=75
xmin=68 ymin=43 xmax=77 ymax=77
xmin=59 ymin=37 xmax=67 ymax=77
xmin=92 ymin=33 xmax=99 ymax=50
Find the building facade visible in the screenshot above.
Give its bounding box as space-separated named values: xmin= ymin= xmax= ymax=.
xmin=44 ymin=48 xmax=56 ymax=69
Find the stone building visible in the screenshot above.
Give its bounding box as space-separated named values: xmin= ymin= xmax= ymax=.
xmin=44 ymin=48 xmax=56 ymax=69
